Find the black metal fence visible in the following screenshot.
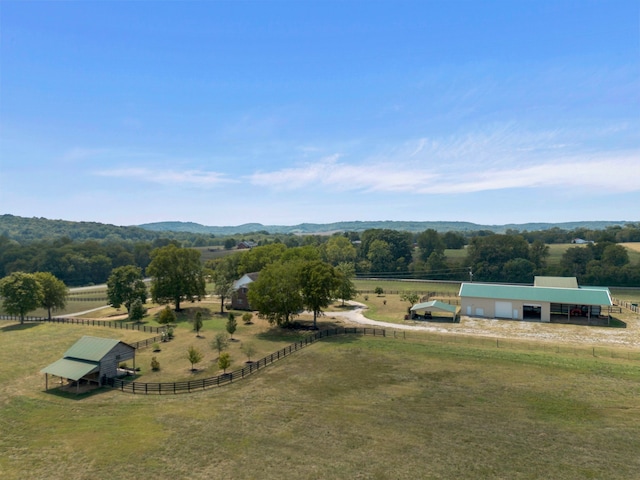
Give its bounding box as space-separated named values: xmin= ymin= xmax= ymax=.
xmin=110 ymin=327 xmax=387 ymax=394
xmin=0 ymin=314 xmax=165 ymax=334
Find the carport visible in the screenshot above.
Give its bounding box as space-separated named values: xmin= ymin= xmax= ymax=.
xmin=410 ymin=300 xmax=458 ymax=322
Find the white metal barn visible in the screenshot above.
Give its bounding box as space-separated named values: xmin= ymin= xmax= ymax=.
xmin=459 ymin=277 xmax=612 ymax=323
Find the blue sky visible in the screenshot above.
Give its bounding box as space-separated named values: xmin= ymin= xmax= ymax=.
xmin=1 ymin=1 xmax=638 ymax=227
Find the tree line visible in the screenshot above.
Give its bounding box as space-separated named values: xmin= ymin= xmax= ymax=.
xmin=2 ymin=227 xmax=639 ymax=327
xmin=1 ymin=224 xmax=639 ymax=290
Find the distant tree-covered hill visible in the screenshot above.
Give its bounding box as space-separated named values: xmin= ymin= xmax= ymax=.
xmin=0 ymin=214 xmax=216 ymax=245
xmin=1 ymin=214 xmax=635 ymax=244
xmin=138 ymin=219 xmax=633 ymax=235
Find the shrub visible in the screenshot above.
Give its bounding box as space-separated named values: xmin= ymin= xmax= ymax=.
xmin=157 ymin=306 xmax=176 ymax=325
xmin=152 ymin=342 xmax=160 ymax=352
xmin=167 ymin=327 xmax=174 ymax=339
xmin=150 ymin=357 xmax=160 ymax=371
xmin=242 ymin=312 xmax=253 ymax=324
xmin=374 ymin=287 xmax=384 ymax=296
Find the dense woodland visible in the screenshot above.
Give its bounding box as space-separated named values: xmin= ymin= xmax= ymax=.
xmin=0 ymin=215 xmax=639 ymax=287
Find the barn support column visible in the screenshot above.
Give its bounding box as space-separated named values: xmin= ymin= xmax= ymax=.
xmin=45 ymin=373 xmax=48 ymax=391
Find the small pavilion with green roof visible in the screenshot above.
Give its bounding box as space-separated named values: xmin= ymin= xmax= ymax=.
xmin=41 ymin=336 xmax=135 ymax=393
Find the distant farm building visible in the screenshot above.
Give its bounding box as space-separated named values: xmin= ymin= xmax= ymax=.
xmin=572 ymin=238 xmax=594 ymax=244
xmin=231 ymin=272 xmax=259 ymax=310
xmin=41 ymin=336 xmax=135 ymax=394
xmin=459 ymin=276 xmax=612 ymax=323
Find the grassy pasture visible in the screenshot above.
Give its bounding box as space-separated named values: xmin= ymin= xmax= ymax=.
xmin=1 ymin=318 xmax=640 ymax=480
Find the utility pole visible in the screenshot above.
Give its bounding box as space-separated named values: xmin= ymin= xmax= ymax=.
xmin=468 ymin=267 xmax=473 ymax=283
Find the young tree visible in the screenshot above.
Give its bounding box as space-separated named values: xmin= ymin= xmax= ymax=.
xmin=34 ymin=272 xmax=68 ymax=320
xmin=226 ymin=312 xmax=237 ymax=339
xmin=187 ymin=345 xmax=203 ymax=371
xmin=147 ymin=244 xmax=206 ymax=311
xmin=218 ymin=352 xmax=231 ymax=373
xmin=106 ymin=265 xmax=147 ymax=315
xmin=400 ymin=292 xmax=420 ymax=307
xmin=129 ymin=298 xmax=147 ymax=322
xmin=211 ymin=332 xmax=229 ymax=356
xmin=241 ymin=342 xmax=257 ymax=362
xmin=150 ymin=356 xmax=160 ymax=371
xmin=193 ymin=311 xmax=203 ymax=337
xmin=374 ymin=286 xmax=384 ymax=296
xmin=300 ymin=260 xmax=341 ymax=329
xmin=248 ymin=261 xmax=303 ymax=327
xmin=0 ymin=272 xmax=44 ymax=324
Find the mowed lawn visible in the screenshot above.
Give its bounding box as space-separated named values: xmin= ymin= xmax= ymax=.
xmin=1 ymin=320 xmax=640 ymax=480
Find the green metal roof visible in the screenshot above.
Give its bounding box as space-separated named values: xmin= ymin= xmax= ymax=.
xmin=64 ymin=336 xmax=122 ymax=362
xmin=459 ymin=283 xmax=612 ymax=306
xmin=40 ymin=358 xmax=99 ymax=381
xmin=410 ymin=300 xmax=458 ymax=314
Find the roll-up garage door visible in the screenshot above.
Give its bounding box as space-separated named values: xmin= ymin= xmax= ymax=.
xmin=495 ymin=301 xmax=513 ymax=319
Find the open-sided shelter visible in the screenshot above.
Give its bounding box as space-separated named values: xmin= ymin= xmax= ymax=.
xmin=41 ymin=336 xmax=135 ymax=393
xmin=410 ymin=300 xmax=458 ymax=321
xmin=459 ymin=277 xmax=612 ymax=323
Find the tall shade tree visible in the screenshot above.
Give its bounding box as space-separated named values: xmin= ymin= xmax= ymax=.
xmin=247 ymin=261 xmax=303 ymax=327
xmin=299 ymin=260 xmax=341 ymax=329
xmin=106 ymin=265 xmax=147 ymax=315
xmin=34 ymin=272 xmax=68 ymax=320
xmin=335 ymin=262 xmax=357 ymax=306
xmin=322 ymin=235 xmax=357 ymax=266
xmin=147 ymin=244 xmax=206 ymax=311
xmin=0 ymin=272 xmax=44 ymax=324
xmin=417 ymin=229 xmax=445 ymax=262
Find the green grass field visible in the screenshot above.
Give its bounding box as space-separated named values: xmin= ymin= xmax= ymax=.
xmin=1 ymin=314 xmax=640 ymax=480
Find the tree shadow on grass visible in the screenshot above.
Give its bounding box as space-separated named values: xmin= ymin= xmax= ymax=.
xmin=256 ymin=317 xmax=361 ymax=345
xmin=0 ymin=322 xmax=40 ymax=332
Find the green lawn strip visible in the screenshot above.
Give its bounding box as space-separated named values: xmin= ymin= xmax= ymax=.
xmin=1 ymin=329 xmax=640 ymax=479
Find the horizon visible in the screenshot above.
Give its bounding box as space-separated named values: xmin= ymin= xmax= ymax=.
xmin=3 ymin=213 xmax=636 ymax=231
xmin=1 ymin=1 xmax=638 ymax=226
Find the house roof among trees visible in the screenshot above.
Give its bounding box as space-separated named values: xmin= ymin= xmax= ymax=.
xmin=233 ymin=272 xmax=259 ymax=290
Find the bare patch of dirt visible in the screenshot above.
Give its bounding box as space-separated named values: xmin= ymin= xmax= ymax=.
xmin=332 ymin=302 xmax=640 ymax=349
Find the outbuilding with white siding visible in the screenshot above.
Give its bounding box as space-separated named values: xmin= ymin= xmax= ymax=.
xmin=459 ymin=277 xmax=612 ymax=323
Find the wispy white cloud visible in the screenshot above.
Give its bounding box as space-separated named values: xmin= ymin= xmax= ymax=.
xmin=436 ymin=153 xmax=640 ymax=194
xmin=249 ymin=154 xmax=439 ymax=192
xmin=247 ymin=126 xmax=640 ymax=196
xmin=95 ymin=167 xmax=233 ymax=186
